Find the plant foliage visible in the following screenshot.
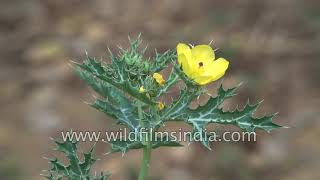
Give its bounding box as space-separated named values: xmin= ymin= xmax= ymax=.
xmin=44 ymin=35 xmax=283 ymax=180
xmin=43 ymin=139 xmax=110 ymax=180
xmin=73 ymin=36 xmax=282 ymax=151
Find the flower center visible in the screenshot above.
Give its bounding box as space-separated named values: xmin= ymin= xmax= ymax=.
xmin=198 ymin=62 xmax=204 ymax=67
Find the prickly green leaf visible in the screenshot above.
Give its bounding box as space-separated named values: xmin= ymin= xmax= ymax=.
xmin=75 ymin=68 xmax=123 ymax=101
xmin=192 ymin=84 xmax=238 ymax=112
xmin=91 ymin=99 xmax=140 ymax=130
xmin=214 ymin=103 xmax=281 ymax=132
xmin=182 ymin=85 xmax=282 ymax=149
xmin=187 ymin=129 xmax=213 ymax=150
xmin=122 ymin=34 xmax=145 ymax=65
xmin=108 ymin=134 xmax=183 ymax=154
xmin=43 ymin=173 xmax=63 ymax=180
xmin=157 ymin=69 xmax=179 ymax=97
xmin=161 ymin=87 xmax=201 ymax=121
xmin=43 ymin=139 xmax=110 ymax=180
xmin=151 ymin=49 xmax=177 ymax=72
xmin=73 ymin=57 xmax=156 ymax=105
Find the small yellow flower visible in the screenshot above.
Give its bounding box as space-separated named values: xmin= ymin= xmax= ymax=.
xmin=139 ymin=86 xmax=145 ymax=93
xmin=176 ymin=43 xmax=229 ymax=85
xmin=153 ymin=73 xmax=165 ymax=86
xmin=157 ymin=102 xmax=165 ymax=110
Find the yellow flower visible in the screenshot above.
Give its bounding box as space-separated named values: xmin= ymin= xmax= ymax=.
xmin=157 ymin=102 xmax=165 ymax=110
xmin=139 ymin=86 xmax=145 ymax=93
xmin=176 ymin=43 xmax=229 ymax=85
xmin=153 ymin=73 xmax=165 ymax=86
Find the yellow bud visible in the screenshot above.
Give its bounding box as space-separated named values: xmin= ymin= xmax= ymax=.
xmin=139 ymin=86 xmax=145 ymax=93
xmin=153 ymin=73 xmax=165 ymax=86
xmin=157 ymin=102 xmax=165 ymax=111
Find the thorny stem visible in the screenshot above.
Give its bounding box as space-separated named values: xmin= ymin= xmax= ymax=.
xmin=137 ymin=102 xmax=152 ymax=180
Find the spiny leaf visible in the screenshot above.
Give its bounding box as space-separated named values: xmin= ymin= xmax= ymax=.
xmin=192 ymin=84 xmax=238 ymax=112
xmin=43 ymin=173 xmax=63 ymax=180
xmin=157 ymin=69 xmax=179 ymax=97
xmin=43 ymin=139 xmax=110 ymax=180
xmin=73 ymin=57 xmax=156 ymax=105
xmin=121 ymin=34 xmax=148 ymax=67
xmin=75 ymin=68 xmax=125 ymax=102
xmin=108 ymin=134 xmax=183 ymax=154
xmin=165 ymin=85 xmax=282 ymax=149
xmin=187 ymin=97 xmax=272 ymax=132
xmin=161 ymin=87 xmax=201 ymax=121
xmin=151 ymin=49 xmax=177 ymax=72
xmin=91 ymin=99 xmax=140 ymax=130
xmin=187 ymin=129 xmax=213 ymax=150
xmin=215 ymin=102 xmax=281 ymax=132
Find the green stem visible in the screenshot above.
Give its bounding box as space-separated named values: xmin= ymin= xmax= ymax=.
xmin=137 ymin=101 xmax=152 ymax=180
xmin=138 ymin=140 xmax=152 ymax=180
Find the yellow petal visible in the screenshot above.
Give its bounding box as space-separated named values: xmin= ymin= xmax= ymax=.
xmin=176 ymin=43 xmax=191 ymax=65
xmin=157 ymin=102 xmax=165 ymax=111
xmin=178 ymin=54 xmax=195 ymax=78
xmin=193 ymin=76 xmax=215 ymax=85
xmin=206 ymin=58 xmax=229 ymax=82
xmin=153 ymin=73 xmax=165 ymax=86
xmin=139 ymin=86 xmax=145 ymax=93
xmin=193 ymin=58 xmax=229 ymax=85
xmin=191 ymin=45 xmax=215 ymax=62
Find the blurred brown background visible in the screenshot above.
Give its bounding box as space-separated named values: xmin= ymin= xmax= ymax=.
xmin=1 ymin=0 xmax=319 ymax=179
